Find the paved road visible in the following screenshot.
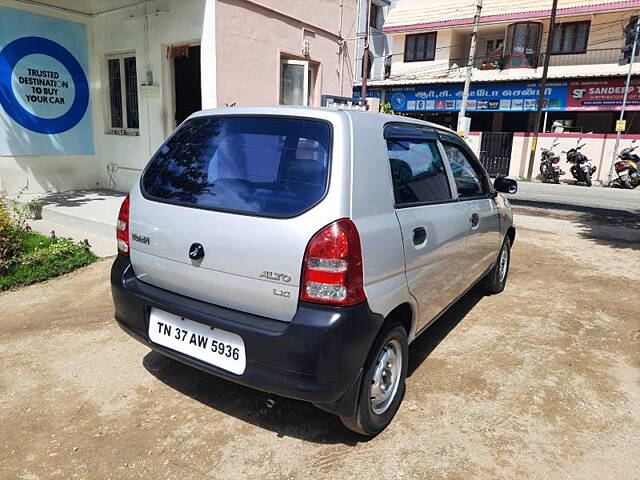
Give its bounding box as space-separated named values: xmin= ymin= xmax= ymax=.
xmin=509 ymin=181 xmax=640 ymax=216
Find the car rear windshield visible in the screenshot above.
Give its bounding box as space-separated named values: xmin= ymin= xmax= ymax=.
xmin=141 ymin=116 xmax=331 ymax=217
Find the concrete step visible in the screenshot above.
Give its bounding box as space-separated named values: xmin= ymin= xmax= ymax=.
xmin=27 ymin=219 xmax=117 ymax=258
xmin=10 ymin=189 xmax=125 ymax=240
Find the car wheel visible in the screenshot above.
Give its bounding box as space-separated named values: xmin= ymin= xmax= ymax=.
xmin=340 ymin=323 xmax=408 ymax=436
xmin=483 ymin=236 xmax=511 ymax=295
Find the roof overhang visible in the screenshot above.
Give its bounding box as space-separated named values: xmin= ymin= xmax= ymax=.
xmin=357 ymin=65 xmax=637 ymax=88
xmin=9 ymin=0 xmax=153 ymax=17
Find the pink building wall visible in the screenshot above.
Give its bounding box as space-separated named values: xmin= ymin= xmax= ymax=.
xmin=215 ymin=0 xmax=356 ymax=107
xmin=507 ymin=132 xmax=639 ymax=183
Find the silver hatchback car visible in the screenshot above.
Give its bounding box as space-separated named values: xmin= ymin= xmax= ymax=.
xmin=111 ymin=106 xmax=516 ymax=436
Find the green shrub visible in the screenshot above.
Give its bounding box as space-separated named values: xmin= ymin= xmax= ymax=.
xmin=0 ymin=232 xmax=97 ymax=291
xmin=0 ymin=191 xmax=97 ymax=291
xmin=0 ymin=202 xmax=24 ymax=265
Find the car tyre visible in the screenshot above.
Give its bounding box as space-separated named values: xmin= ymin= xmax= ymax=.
xmin=340 ymin=323 xmax=408 ymax=437
xmin=483 ymin=236 xmax=511 ymax=295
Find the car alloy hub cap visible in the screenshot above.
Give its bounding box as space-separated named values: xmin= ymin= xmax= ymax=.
xmin=498 ymin=246 xmax=509 ymax=283
xmin=370 ymin=339 xmax=402 ymax=415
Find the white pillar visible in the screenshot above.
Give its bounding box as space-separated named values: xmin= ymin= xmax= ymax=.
xmin=201 ymin=0 xmax=217 ymax=109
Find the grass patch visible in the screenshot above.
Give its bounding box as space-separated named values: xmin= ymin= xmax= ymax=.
xmin=0 ymin=230 xmax=98 ymax=291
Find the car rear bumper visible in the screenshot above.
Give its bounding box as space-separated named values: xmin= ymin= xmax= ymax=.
xmin=110 ymin=255 xmax=384 ymax=416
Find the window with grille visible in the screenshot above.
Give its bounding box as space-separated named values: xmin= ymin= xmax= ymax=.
xmin=506 ymin=23 xmax=541 ymax=55
xmin=504 ymin=22 xmax=542 ymax=67
xmin=106 ymin=53 xmax=139 ymax=132
xmin=551 ymin=21 xmax=590 ymax=54
xmin=404 ymin=32 xmax=437 ymax=62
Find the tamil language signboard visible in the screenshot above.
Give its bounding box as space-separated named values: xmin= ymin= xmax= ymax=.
xmin=387 ymin=82 xmax=569 ymax=113
xmin=0 ymin=6 xmax=93 ymax=155
xmin=380 ymin=77 xmax=640 ymax=114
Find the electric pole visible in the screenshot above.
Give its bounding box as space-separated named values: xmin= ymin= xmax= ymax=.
xmin=526 ymin=0 xmax=559 ymax=180
xmin=360 ymin=0 xmax=371 ymax=103
xmin=457 ymin=0 xmax=483 ymax=137
xmin=607 ymin=17 xmax=640 ymax=185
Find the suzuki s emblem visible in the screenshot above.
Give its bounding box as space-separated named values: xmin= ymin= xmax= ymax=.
xmin=189 ymin=243 xmax=205 ymax=260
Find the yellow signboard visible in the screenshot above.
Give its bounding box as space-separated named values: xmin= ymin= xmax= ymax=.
xmin=616 ymin=120 xmax=627 ymax=132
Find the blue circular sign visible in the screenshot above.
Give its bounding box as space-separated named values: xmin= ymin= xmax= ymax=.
xmin=0 ymin=36 xmax=89 ymax=134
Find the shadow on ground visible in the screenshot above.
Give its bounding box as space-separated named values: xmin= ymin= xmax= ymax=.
xmin=511 ymin=198 xmax=640 ymax=220
xmin=143 ymin=350 xmax=364 ymax=446
xmin=512 ymin=203 xmax=640 ymax=251
xmin=408 ymin=286 xmax=484 ymax=376
xmin=143 ymin=286 xmax=485 ymax=444
xmin=26 ymin=190 xmax=125 ymax=209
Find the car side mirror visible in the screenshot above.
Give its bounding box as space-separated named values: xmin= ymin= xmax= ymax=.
xmin=494 ymin=176 xmax=518 ymax=194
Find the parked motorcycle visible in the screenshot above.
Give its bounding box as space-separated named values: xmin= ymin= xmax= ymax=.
xmin=564 ymin=139 xmax=597 ymax=187
xmin=611 ymin=140 xmax=640 ymax=189
xmin=539 ymin=139 xmax=564 ymax=183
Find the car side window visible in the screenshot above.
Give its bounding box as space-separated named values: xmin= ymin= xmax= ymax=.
xmin=442 ymin=142 xmax=487 ymax=199
xmin=386 ymin=136 xmax=452 ymax=206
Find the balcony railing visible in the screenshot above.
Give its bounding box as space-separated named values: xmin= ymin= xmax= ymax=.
xmin=449 ymin=47 xmax=624 ymax=71
xmin=542 ymin=47 xmax=624 ymax=67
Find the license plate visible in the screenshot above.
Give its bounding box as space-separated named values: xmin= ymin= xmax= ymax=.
xmin=148 ymin=309 xmax=246 ymax=375
xmin=618 ymin=170 xmax=629 ymax=177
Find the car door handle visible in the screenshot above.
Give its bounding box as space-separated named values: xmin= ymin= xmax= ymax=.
xmin=470 ymin=213 xmax=480 ymax=228
xmin=413 ymin=227 xmax=427 ymax=246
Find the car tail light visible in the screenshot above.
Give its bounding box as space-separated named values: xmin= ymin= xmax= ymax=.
xmin=552 ymin=157 xmax=560 ymax=164
xmin=116 ymin=194 xmax=130 ymax=256
xmin=300 ymin=219 xmax=366 ymax=306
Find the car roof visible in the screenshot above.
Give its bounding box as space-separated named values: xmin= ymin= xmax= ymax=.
xmin=190 ymin=106 xmax=456 ymax=136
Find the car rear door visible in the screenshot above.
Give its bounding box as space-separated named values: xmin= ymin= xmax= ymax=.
xmin=440 ymin=133 xmax=501 ymax=284
xmin=384 ymin=124 xmax=469 ymax=332
xmin=127 ymin=113 xmax=343 ymax=322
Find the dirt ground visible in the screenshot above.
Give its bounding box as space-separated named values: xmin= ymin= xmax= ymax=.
xmin=1 ymin=212 xmax=639 ymax=479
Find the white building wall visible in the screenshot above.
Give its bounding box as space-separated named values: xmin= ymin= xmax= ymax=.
xmin=92 ymin=0 xmax=208 ymax=193
xmin=0 ymin=0 xmax=211 ymax=195
xmin=0 ymin=0 xmax=100 ymax=195
xmin=390 ymin=29 xmax=452 ymax=77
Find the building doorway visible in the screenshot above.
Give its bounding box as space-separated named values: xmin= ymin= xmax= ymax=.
xmin=172 ymin=44 xmax=201 ymax=126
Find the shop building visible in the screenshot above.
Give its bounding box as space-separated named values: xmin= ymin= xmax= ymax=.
xmin=362 ymin=0 xmax=640 ymax=135
xmin=0 ymin=0 xmax=356 ymax=195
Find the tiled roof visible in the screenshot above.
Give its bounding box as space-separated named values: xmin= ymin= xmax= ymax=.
xmin=383 ymin=0 xmax=640 ymax=32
